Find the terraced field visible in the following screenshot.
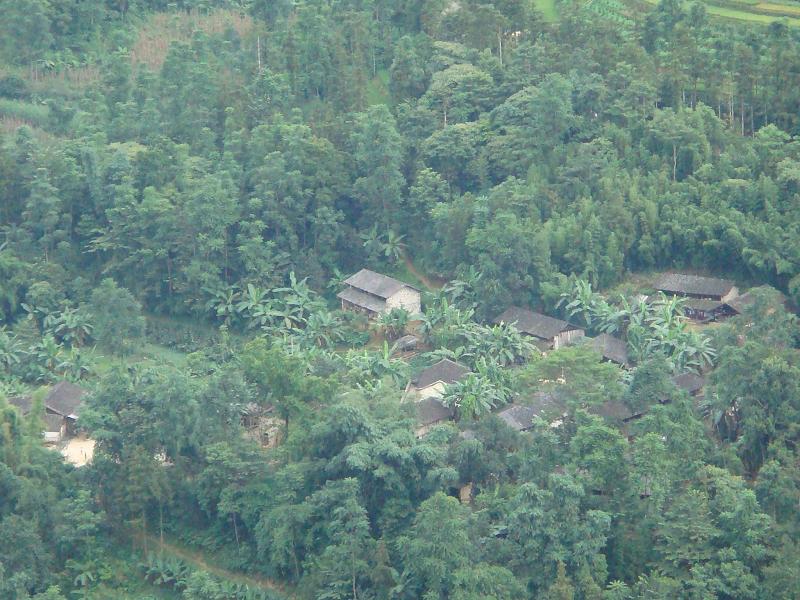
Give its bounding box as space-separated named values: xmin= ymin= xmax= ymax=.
xmin=542 ymin=0 xmax=800 ymax=25
xmin=641 ymin=0 xmax=800 ymax=25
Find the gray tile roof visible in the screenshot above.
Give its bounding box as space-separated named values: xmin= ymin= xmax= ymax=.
xmin=683 ymin=298 xmax=725 ymax=311
xmin=588 ymin=400 xmax=637 ymax=422
xmin=8 ymin=395 xmax=33 ymax=415
xmin=726 ymin=288 xmax=789 ymax=314
xmin=587 ymin=334 xmax=629 ymax=367
xmin=497 ymin=404 xmax=539 ymax=431
xmin=653 ymin=273 xmax=736 ymax=298
xmin=337 ymin=286 xmax=387 ymax=313
xmin=45 ymin=381 xmax=86 ymax=418
xmin=672 ymin=373 xmax=706 ymax=395
xmin=412 ymin=359 xmax=470 ymax=389
xmin=343 ymin=269 xmax=417 ymax=299
xmin=493 ymin=307 xmax=572 ymax=340
xmin=724 ymin=292 xmax=752 ymax=314
xmin=415 ymin=397 xmax=454 ymax=426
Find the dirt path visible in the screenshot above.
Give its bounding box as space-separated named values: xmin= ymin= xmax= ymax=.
xmin=139 ymin=532 xmax=291 ymax=597
xmin=403 ymin=253 xmax=445 ymax=290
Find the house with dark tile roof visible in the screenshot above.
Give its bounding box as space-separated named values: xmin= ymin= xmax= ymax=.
xmin=496 ymin=404 xmax=539 ymax=432
xmin=671 ymin=372 xmax=706 ymax=397
xmin=682 ymin=298 xmax=735 ymax=322
xmin=586 ymin=334 xmax=629 ymax=367
xmin=8 ymin=381 xmax=87 ymax=443
xmin=414 ymin=396 xmax=454 ymax=437
xmin=408 ymin=358 xmax=470 ymax=400
xmin=338 ymin=269 xmax=420 ymax=317
xmin=653 ymin=273 xmax=738 ymax=302
xmin=493 ymin=306 xmax=584 ymax=349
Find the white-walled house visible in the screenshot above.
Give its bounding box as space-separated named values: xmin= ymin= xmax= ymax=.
xmin=338 ymin=269 xmax=421 ymax=317
xmin=407 ymin=359 xmax=470 ymax=400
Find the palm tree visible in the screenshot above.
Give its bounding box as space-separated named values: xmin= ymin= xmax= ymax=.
xmin=558 ymin=278 xmax=598 ymax=327
xmin=203 ymin=284 xmax=240 ymax=326
xmin=441 ymin=373 xmax=503 ymax=420
xmin=236 ymin=283 xmax=270 ymax=320
xmin=29 ymin=335 xmax=64 ymax=382
xmin=52 ymin=307 xmax=94 ymax=347
xmin=58 ymin=348 xmax=94 ymax=381
xmin=647 ymin=293 xmax=686 ymax=331
xmin=302 ymin=311 xmax=347 ymax=348
xmin=360 ymin=225 xmax=383 ymax=261
xmin=381 ymin=230 xmax=406 ymax=264
xmin=371 ymin=308 xmax=410 ymax=341
xmin=443 ymin=266 xmax=482 ymax=309
xmin=0 ymin=328 xmax=22 ymax=372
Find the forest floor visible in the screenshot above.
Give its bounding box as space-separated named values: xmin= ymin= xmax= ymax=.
xmin=138 ymin=532 xmax=293 ymax=598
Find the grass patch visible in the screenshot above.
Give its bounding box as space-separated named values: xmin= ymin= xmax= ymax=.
xmin=132 ymin=9 xmax=253 ymax=70
xmin=365 ymin=69 xmax=391 ymax=106
xmin=534 ymin=0 xmax=559 ymax=21
xmin=0 ymin=98 xmax=49 ymax=127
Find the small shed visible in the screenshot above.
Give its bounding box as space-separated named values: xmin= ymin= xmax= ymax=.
xmin=586 ymin=334 xmax=629 ymax=367
xmin=408 ymin=358 xmax=470 ymax=400
xmin=653 ymin=273 xmax=738 ymax=302
xmin=338 ymin=269 xmax=421 ymax=317
xmin=493 ymin=306 xmax=584 ymax=349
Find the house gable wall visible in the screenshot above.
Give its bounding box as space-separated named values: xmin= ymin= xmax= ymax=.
xmin=386 ymin=287 xmax=421 ymax=314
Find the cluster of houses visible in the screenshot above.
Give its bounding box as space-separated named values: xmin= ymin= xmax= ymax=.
xmin=5 ymin=270 xmax=755 ymax=458
xmin=338 ymin=269 xmax=753 ymax=436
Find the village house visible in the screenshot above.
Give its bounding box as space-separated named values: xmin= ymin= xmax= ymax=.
xmin=338 ymin=268 xmax=421 ymax=318
xmin=406 ymin=358 xmax=470 ymax=400
xmin=671 ymin=372 xmax=706 ymax=397
xmin=653 ymin=273 xmax=739 ymax=302
xmin=585 ymin=333 xmax=630 ymax=367
xmin=9 ymin=381 xmax=87 ymax=443
xmin=682 ymin=298 xmax=736 ymax=322
xmin=493 ymin=306 xmax=584 ymax=349
xmin=414 ymin=397 xmax=454 ymax=437
xmin=496 ymin=404 xmax=539 ymax=432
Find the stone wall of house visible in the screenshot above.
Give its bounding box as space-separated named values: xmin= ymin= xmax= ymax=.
xmin=386 ymin=287 xmax=421 ymax=314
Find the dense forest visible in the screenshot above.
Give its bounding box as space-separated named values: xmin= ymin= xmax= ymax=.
xmin=2 ymin=0 xmax=800 ymax=598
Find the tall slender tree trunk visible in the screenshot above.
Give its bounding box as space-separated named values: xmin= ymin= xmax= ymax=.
xmin=672 ymin=144 xmax=677 ymax=181
xmin=232 ymin=513 xmax=240 ymax=549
